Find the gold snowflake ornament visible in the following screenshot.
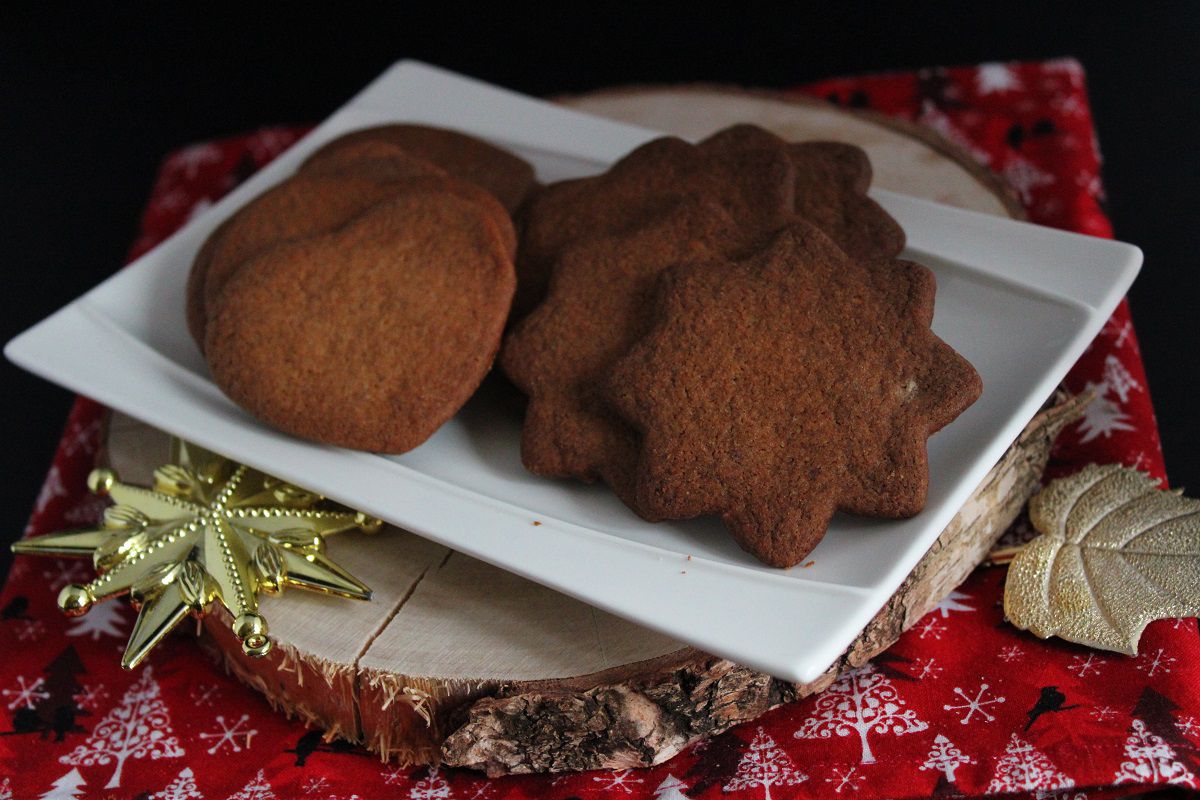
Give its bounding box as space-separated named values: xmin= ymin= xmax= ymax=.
xmin=12 ymin=439 xmax=378 ymax=669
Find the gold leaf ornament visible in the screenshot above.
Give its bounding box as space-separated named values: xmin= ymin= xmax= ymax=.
xmin=1005 ymin=464 xmax=1200 ymax=654
xmin=12 ymin=439 xmax=381 ymax=669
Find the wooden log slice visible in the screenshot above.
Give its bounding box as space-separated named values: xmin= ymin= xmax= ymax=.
xmin=100 ymin=88 xmax=1066 ymax=776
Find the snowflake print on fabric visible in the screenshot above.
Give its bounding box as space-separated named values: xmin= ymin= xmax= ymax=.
xmin=198 ymin=713 xmax=256 ymax=755
xmin=823 ymin=766 xmax=865 ymax=794
xmin=1137 ymin=648 xmax=1177 ymax=677
xmin=986 ymin=733 xmax=1075 ymax=794
xmin=41 ymin=559 xmax=89 ymax=591
xmin=15 ymin=617 xmax=44 ymax=642
xmin=302 ymin=776 xmax=330 ymax=795
xmin=998 ymin=645 xmax=1024 ymax=663
xmin=726 ymin=727 xmax=807 ymax=798
xmin=976 ymin=62 xmax=1022 ymax=94
xmin=73 ymin=682 xmax=107 ymax=712
xmin=60 ymin=417 xmax=102 ymax=459
xmin=1113 ymin=719 xmax=1197 ymax=787
xmin=1092 ymin=705 xmax=1120 ymax=722
xmin=1102 ymin=317 xmax=1136 ymax=350
xmin=591 ymin=769 xmax=643 ymax=794
xmin=61 ymin=493 xmax=109 ymax=527
xmin=943 ymin=683 xmax=1006 ymax=725
xmin=189 ymin=683 xmax=219 ymax=707
xmin=246 ymin=127 xmax=302 ymax=164
xmin=380 ymin=766 xmax=408 ymax=786
xmin=919 ymin=734 xmax=974 ymax=783
xmin=913 ymin=657 xmax=943 ymax=679
xmin=915 ymin=617 xmax=946 ymax=640
xmin=933 ymin=589 xmax=974 ymax=618
xmin=1177 ymin=716 xmax=1200 ymax=738
xmin=3 ymin=675 xmax=48 ymax=710
xmin=59 ymin=666 xmax=183 ymax=789
xmin=410 ymin=767 xmax=451 ymax=800
xmin=1067 ymin=653 xmax=1106 ymax=678
xmin=795 ymin=663 xmax=927 ymax=764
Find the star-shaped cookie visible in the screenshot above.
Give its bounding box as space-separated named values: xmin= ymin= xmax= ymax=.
xmin=606 ymin=221 xmax=982 ymax=567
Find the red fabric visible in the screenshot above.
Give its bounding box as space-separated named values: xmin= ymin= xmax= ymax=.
xmin=1 ymin=59 xmax=1195 ymax=800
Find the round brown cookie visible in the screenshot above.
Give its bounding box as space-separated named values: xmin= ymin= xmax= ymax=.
xmin=513 ymin=136 xmax=796 ymax=317
xmin=298 ymin=141 xmax=518 ymax=257
xmin=500 ymin=199 xmax=740 ymax=512
xmin=606 ymin=222 xmax=981 ymax=568
xmin=697 ymin=124 xmax=905 ymax=261
xmin=198 ymin=174 xmax=403 ymax=338
xmin=301 ymin=124 xmax=536 ymax=213
xmin=298 ymin=139 xmax=447 ymax=182
xmin=205 ymin=188 xmax=516 ymax=453
xmin=186 ymin=214 xmax=236 ymax=349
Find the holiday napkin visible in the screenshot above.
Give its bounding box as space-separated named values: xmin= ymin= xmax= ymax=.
xmin=1 ymin=59 xmax=1196 ymax=800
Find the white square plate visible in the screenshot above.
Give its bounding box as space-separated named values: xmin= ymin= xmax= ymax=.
xmin=6 ymin=61 xmax=1142 ymax=682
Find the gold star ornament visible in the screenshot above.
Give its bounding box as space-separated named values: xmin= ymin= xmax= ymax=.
xmin=12 ymin=439 xmax=379 ymax=669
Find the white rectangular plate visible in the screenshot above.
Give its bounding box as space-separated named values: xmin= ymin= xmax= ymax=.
xmin=6 ymin=61 xmax=1142 ymax=682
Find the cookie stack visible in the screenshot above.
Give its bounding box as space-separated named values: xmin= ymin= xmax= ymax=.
xmin=190 ymin=125 xmax=536 ymax=453
xmin=502 ymin=125 xmax=981 ymax=567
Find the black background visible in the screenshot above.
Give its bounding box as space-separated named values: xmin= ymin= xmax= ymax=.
xmin=3 ymin=5 xmax=1198 ymax=580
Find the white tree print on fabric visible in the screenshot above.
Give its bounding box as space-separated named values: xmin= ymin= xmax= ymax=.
xmin=38 ymin=769 xmax=85 ymax=800
xmin=794 ymin=663 xmax=928 ymax=764
xmin=986 ymin=733 xmax=1075 ymax=794
xmin=919 ymin=734 xmax=974 ymax=782
xmin=32 ymin=464 xmax=67 ymax=519
xmin=653 ymin=774 xmax=689 ymax=800
xmin=228 ymin=769 xmax=274 ymax=800
xmin=1113 ymin=719 xmax=1197 ymax=787
xmin=168 ymin=142 xmax=223 ymax=179
xmin=727 ymin=727 xmax=807 ymax=798
xmin=59 ymin=665 xmax=184 ymax=788
xmin=150 ymin=767 xmax=203 ymax=800
xmin=66 ymin=600 xmax=126 ymax=640
xmin=1002 ymin=156 xmax=1055 ymax=204
xmin=0 ymin=776 xmax=10 ymax=800
xmin=917 ymin=101 xmax=992 ymax=165
xmin=1102 ymin=355 xmax=1141 ymax=403
xmin=976 ymin=62 xmax=1022 ymax=94
xmin=411 ymin=767 xmax=451 ymax=800
xmin=1077 ymin=381 xmax=1136 ymax=443
xmin=943 ymin=683 xmax=1006 ymax=725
